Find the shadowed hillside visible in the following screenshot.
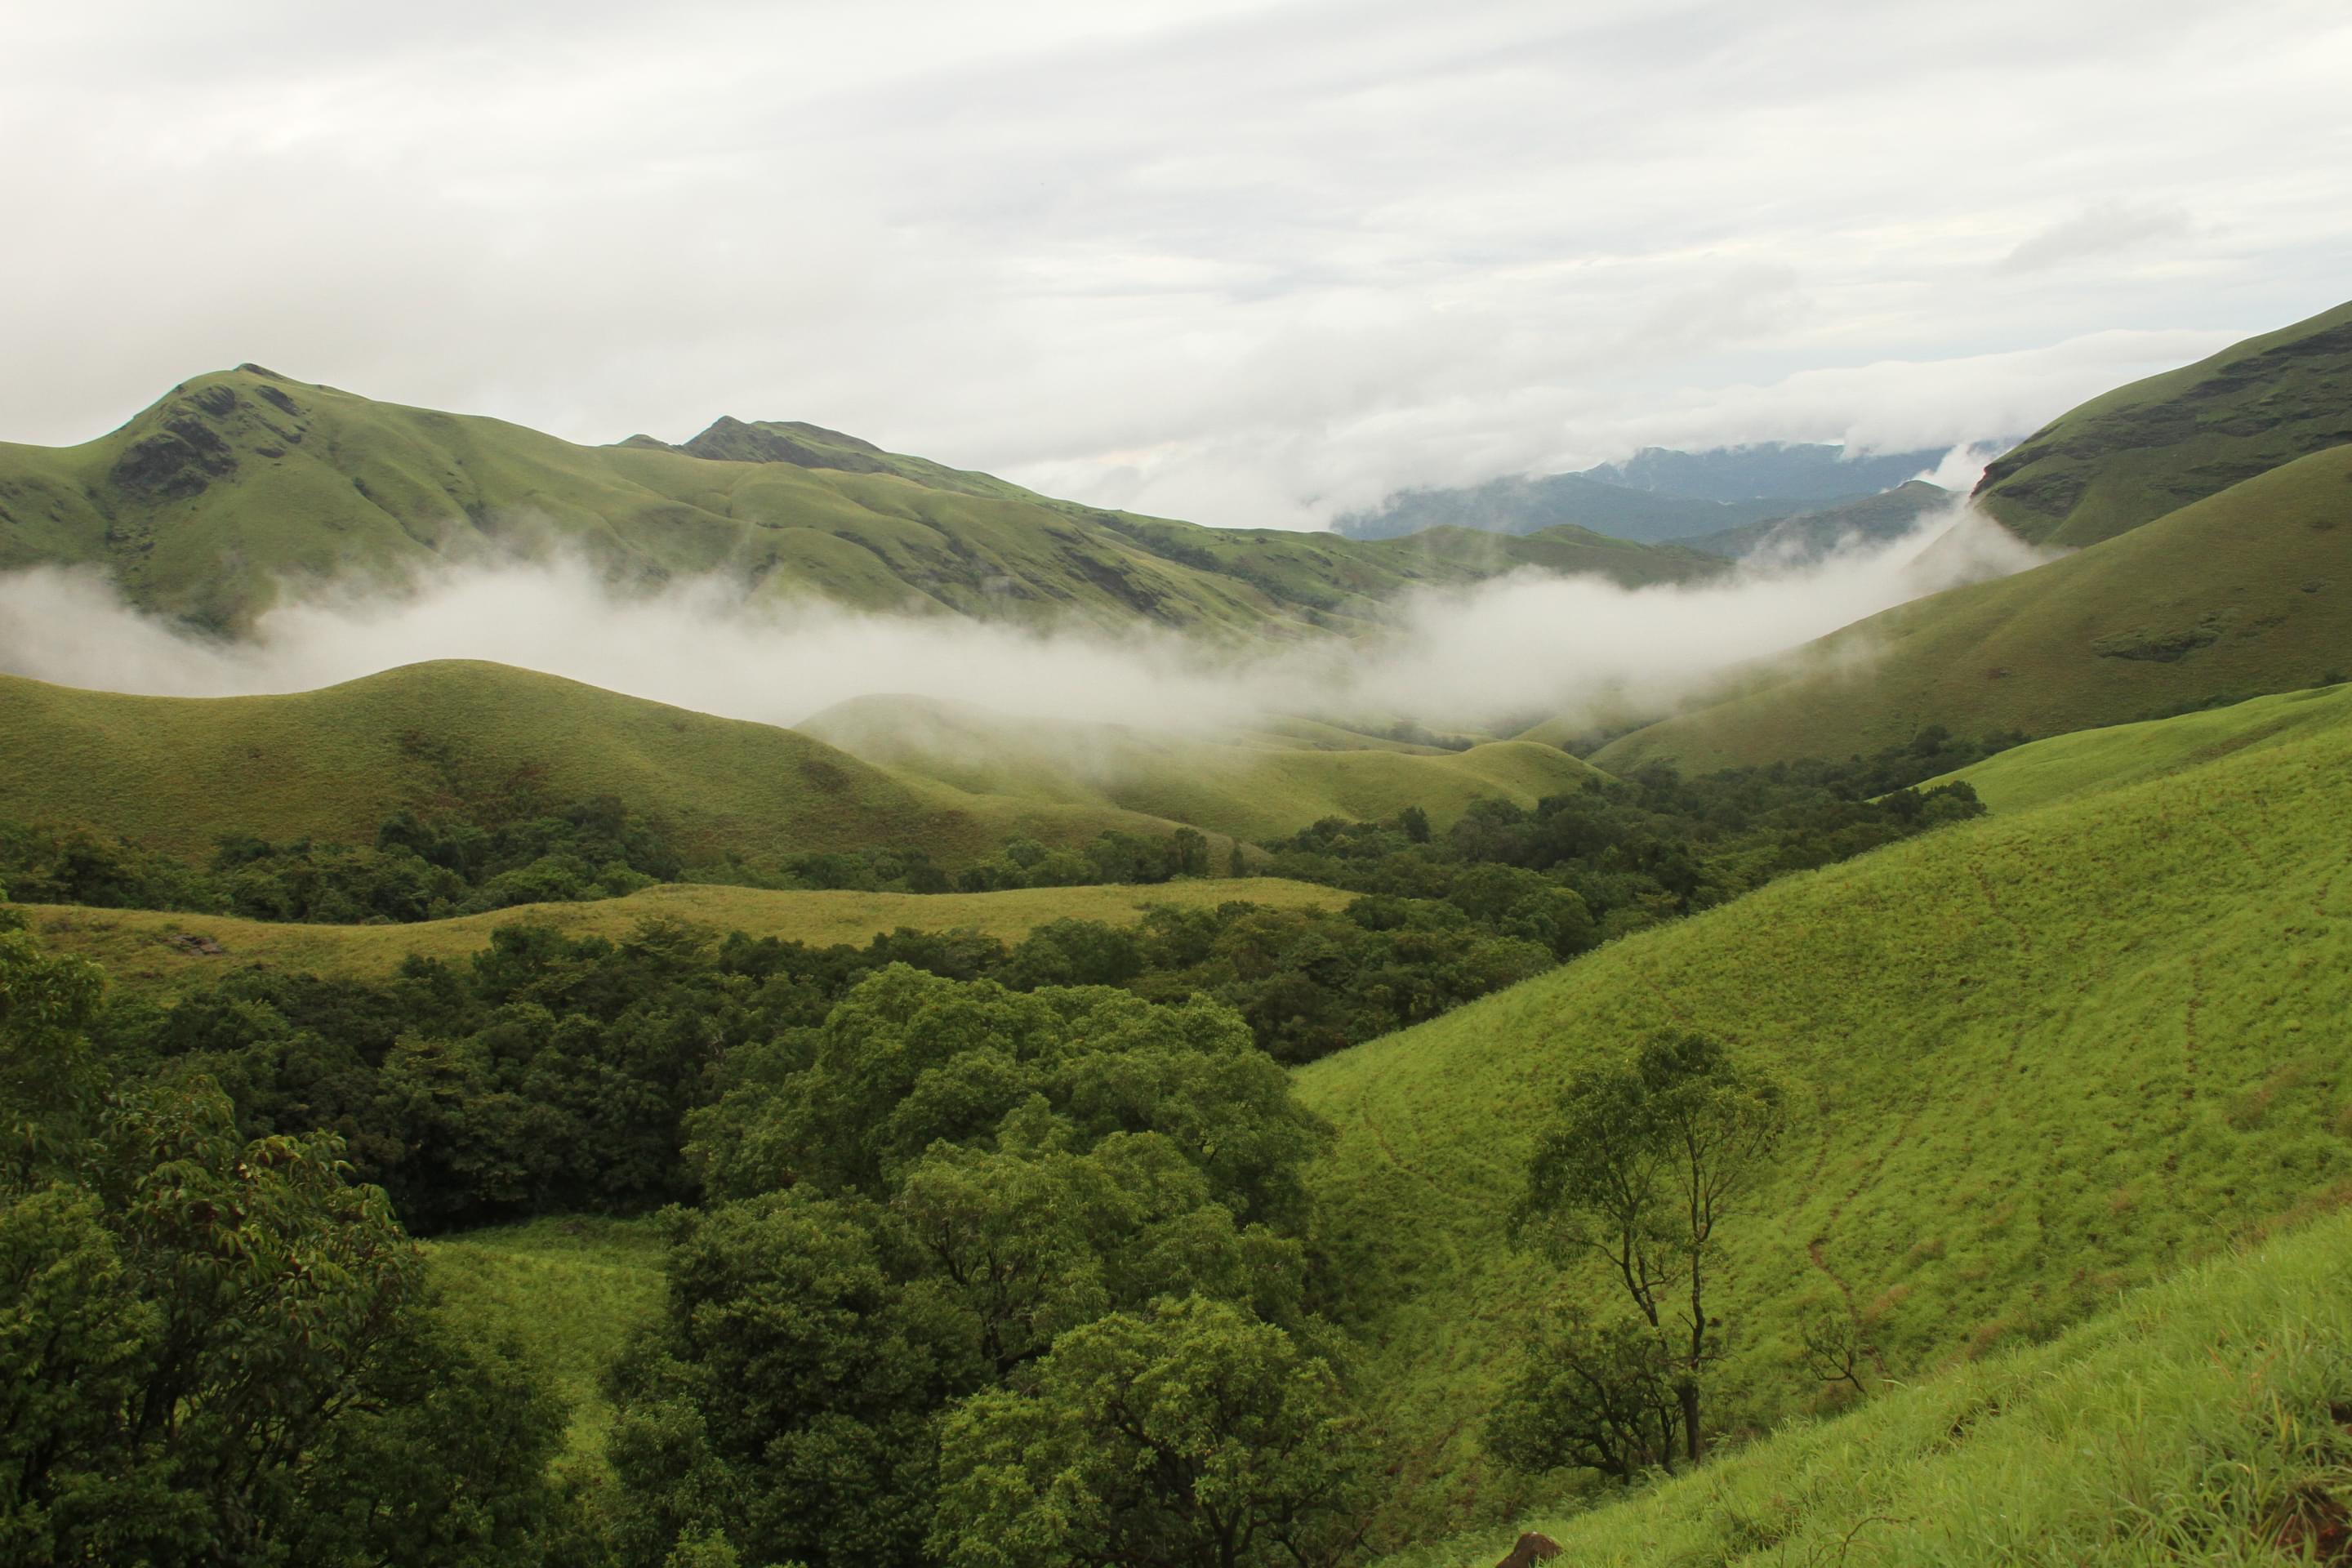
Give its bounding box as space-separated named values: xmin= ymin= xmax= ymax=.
xmin=1976 ymin=297 xmax=2352 ymax=548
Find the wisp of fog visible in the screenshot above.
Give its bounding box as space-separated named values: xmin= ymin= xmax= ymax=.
xmin=0 ymin=502 xmax=2047 ymax=741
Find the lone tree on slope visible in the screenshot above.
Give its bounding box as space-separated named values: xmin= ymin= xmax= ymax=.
xmin=1508 ymin=1027 xmax=1788 ymax=1465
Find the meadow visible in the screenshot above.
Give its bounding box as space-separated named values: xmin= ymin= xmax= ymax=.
xmin=1301 ymin=684 xmax=2352 ymax=1538
xmin=23 ymin=875 xmax=1346 ymax=995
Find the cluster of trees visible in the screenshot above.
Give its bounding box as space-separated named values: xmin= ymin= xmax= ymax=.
xmin=0 ymin=795 xmax=684 ymax=924
xmin=605 ymin=967 xmax=1368 ymax=1568
xmin=1258 ymin=766 xmax=1986 ymax=943
xmin=706 ymin=825 xmax=1219 ymax=896
xmin=96 ymin=893 xmax=1561 ymax=1234
xmin=7 ymin=898 xmax=1371 ymax=1566
xmin=2 ymin=807 xmax=1233 ymax=920
xmin=0 ymin=903 xmax=571 ymax=1565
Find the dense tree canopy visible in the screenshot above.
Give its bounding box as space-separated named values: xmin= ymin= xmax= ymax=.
xmin=0 ymin=902 xmax=568 ymax=1566
xmin=604 ymin=969 xmax=1337 ymax=1568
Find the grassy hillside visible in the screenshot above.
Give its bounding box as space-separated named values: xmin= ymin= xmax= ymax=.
xmin=0 ymin=366 xmax=1716 ymax=636
xmin=803 ymin=695 xmax=1609 ymax=843
xmin=1380 ymin=1209 xmax=2352 ymax=1567
xmin=1297 ymin=683 xmax=2352 ymax=1538
xmin=1976 ymin=297 xmax=2352 ymax=548
xmin=0 ymin=660 xmax=1239 ymax=866
xmin=1930 ymin=681 xmax=2352 ymax=815
xmin=425 ymin=1218 xmax=665 ymax=1478
xmin=22 ymin=875 xmax=1346 ymax=996
xmin=1592 ymin=444 xmax=2352 ymax=773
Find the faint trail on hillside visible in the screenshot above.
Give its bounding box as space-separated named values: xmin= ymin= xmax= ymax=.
xmin=2180 ymin=956 xmax=2205 ymax=1102
xmin=1633 ymin=960 xmax=1694 ymax=1025
xmin=1350 ymin=1080 xmax=1483 ymax=1218
xmin=1967 ymin=859 xmax=2032 ymax=953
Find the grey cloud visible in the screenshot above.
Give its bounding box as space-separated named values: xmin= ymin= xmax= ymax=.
xmin=2 ymin=1 xmax=2348 ymax=530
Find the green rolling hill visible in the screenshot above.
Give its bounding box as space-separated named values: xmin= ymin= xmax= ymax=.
xmin=0 ymin=365 xmax=1720 ymax=637
xmin=801 ymin=694 xmax=1609 ymax=844
xmin=1296 ymin=686 xmax=2352 ymax=1539
xmin=1589 ymin=443 xmax=2352 ymax=773
xmin=0 ymin=660 xmax=1204 ymax=866
xmin=1927 ymin=680 xmax=2352 ymax=815
xmin=1976 ymin=297 xmax=2352 ymax=548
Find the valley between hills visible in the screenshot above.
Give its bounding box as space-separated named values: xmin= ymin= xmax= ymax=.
xmin=5 ymin=298 xmax=2350 ymax=1568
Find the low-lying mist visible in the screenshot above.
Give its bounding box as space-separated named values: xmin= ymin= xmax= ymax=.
xmin=0 ymin=503 xmax=2048 ymax=743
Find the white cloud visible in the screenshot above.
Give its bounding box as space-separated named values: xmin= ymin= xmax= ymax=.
xmin=0 ymin=503 xmax=2047 ymax=736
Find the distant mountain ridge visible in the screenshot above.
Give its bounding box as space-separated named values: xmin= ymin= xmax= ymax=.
xmin=0 ymin=368 xmax=1721 ymax=637
xmin=1334 ymin=440 xmax=1959 ymax=546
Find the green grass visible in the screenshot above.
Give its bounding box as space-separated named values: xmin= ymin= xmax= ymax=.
xmin=1593 ymin=443 xmax=2352 ymax=773
xmin=1298 ymin=684 xmax=2352 ymax=1539
xmin=0 ymin=365 xmax=1716 ymax=638
xmin=1927 ymin=682 xmax=2352 ymax=814
xmin=23 ymin=876 xmax=1346 ymax=998
xmin=1377 ymin=1210 xmax=2352 ymax=1567
xmin=1978 ymin=298 xmax=2352 ymax=548
xmin=423 ymin=1217 xmax=666 ymax=1479
xmin=0 ymin=660 xmax=1233 ymax=867
xmin=803 ymin=695 xmax=1608 ymax=843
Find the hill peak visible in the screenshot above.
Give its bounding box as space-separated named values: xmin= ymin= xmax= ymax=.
xmin=678 ymin=415 xmax=890 ymax=471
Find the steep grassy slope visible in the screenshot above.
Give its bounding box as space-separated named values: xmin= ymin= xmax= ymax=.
xmin=1976 ymin=297 xmax=2352 ymax=548
xmin=0 ymin=661 xmax=1200 ymax=866
xmin=803 ymin=695 xmax=1608 ymax=843
xmin=23 ymin=876 xmax=1346 ymax=996
xmin=0 ymin=367 xmax=1717 ymax=636
xmin=1592 ymin=444 xmax=2352 ymax=772
xmin=1381 ymin=1211 xmax=2352 ymax=1567
xmin=1931 ymin=681 xmax=2352 ymax=814
xmin=425 ymin=1218 xmax=665 ymax=1478
xmin=1298 ymin=693 xmax=2352 ymax=1537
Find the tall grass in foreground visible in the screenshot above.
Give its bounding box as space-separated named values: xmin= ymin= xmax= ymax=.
xmin=1380 ymin=1211 xmax=2352 ymax=1566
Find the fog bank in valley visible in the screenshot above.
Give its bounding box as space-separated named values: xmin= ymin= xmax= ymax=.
xmin=0 ymin=503 xmax=2047 ymax=742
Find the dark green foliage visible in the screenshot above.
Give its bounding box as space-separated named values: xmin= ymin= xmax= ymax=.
xmin=1256 ymin=744 xmax=1993 ymax=943
xmin=605 ymin=969 xmax=1335 ymax=1568
xmin=934 ymin=1295 xmax=1370 ymax=1568
xmin=0 ymin=904 xmax=569 ymax=1566
xmin=0 ymin=793 xmax=687 ymax=925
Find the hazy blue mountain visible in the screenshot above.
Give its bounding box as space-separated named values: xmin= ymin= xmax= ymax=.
xmin=1334 ymin=441 xmax=1962 ymax=545
xmin=1589 ymin=441 xmax=1952 ymax=502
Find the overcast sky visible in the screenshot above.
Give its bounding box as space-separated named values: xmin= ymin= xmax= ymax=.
xmin=5 ymin=0 xmax=2349 ymax=528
